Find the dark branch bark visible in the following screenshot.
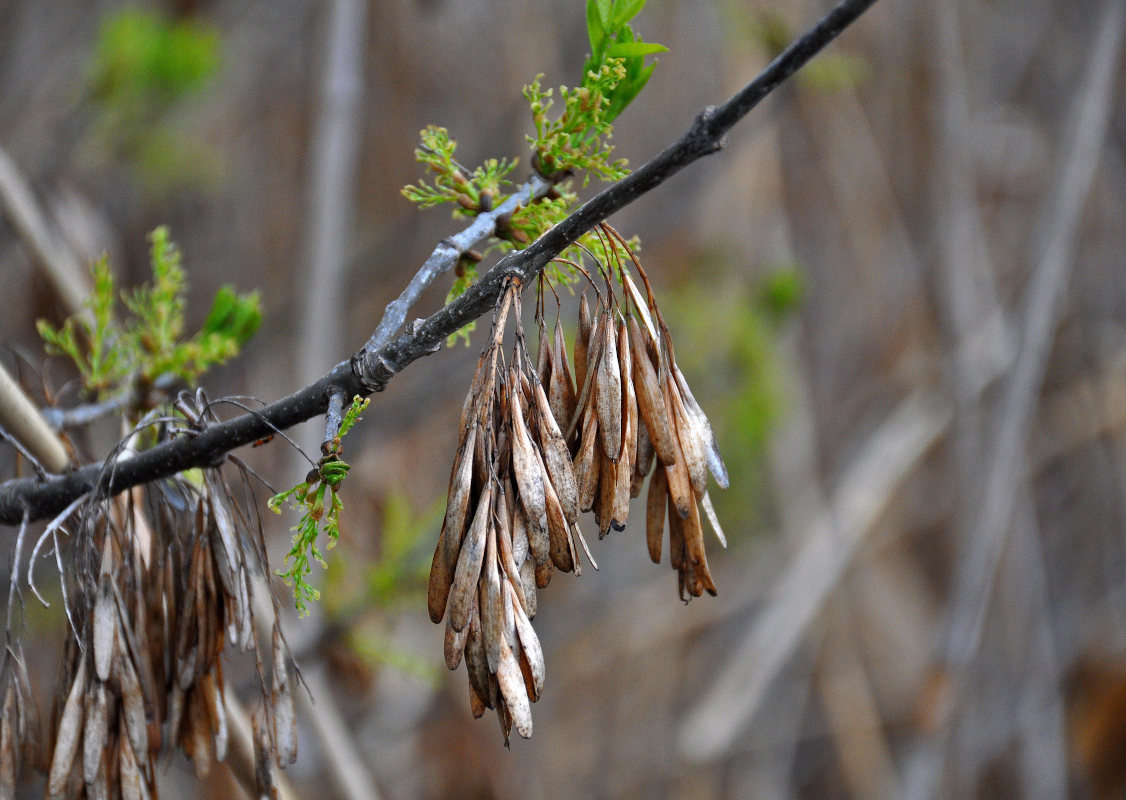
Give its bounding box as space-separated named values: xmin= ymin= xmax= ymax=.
xmin=0 ymin=0 xmax=879 ymax=526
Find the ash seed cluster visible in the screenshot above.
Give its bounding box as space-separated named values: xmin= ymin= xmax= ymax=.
xmin=428 ymin=228 xmax=729 ymax=742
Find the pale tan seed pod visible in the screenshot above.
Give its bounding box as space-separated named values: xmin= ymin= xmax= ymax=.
xmin=0 ymin=683 xmax=15 ymax=799
xmin=427 ymin=539 xmax=452 ymax=626
xmin=14 ymin=657 xmax=40 ymax=774
xmin=536 ymin=317 xmax=551 ymax=386
xmin=518 ymin=559 xmax=538 ymax=619
xmin=444 ymin=611 xmax=470 ymax=670
xmin=509 ymin=484 xmax=530 ymax=567
xmin=550 ymin=319 xmax=577 ymax=435
xmin=681 ymin=497 xmax=718 ymax=597
xmin=667 ymin=492 xmax=686 ymax=574
xmin=464 ymin=610 xmax=492 ymax=711
xmin=610 ymin=430 xmax=632 ymax=532
xmin=533 ymin=558 xmax=553 ymax=589
xmin=93 ymin=573 xmax=117 ymax=684
xmin=231 ymin=565 xmax=254 ymax=651
xmin=618 ymin=319 xmax=637 ymax=469
xmin=533 ymin=381 xmax=579 ymax=525
xmin=205 ymin=470 xmax=243 ymax=603
xmin=48 ymin=656 xmax=86 ymax=797
xmin=472 ymin=401 xmax=492 ymax=491
xmin=542 ymin=466 xmax=574 ymax=572
xmin=631 ymin=422 xmax=654 ymax=498
xmin=458 ymin=366 xmax=480 ymax=435
xmin=207 ymin=671 xmax=229 ymax=764
xmin=571 ymin=523 xmax=599 ymax=570
xmin=187 ymin=685 xmax=213 ymax=779
xmin=505 ymin=580 xmax=544 ymax=700
xmin=449 ymin=482 xmax=494 ymax=632
xmin=118 ymin=735 xmax=145 ymax=800
xmin=116 ymin=651 xmax=148 ymax=763
xmin=429 ymin=422 xmax=478 ymax=621
xmin=701 ymin=491 xmax=728 ymax=548
xmin=495 ymin=640 xmax=533 ymax=739
xmin=252 ymin=709 xmax=278 ymax=800
xmin=567 ymin=310 xmax=606 ymax=438
xmin=167 ymin=685 xmax=185 ymax=754
xmin=628 ymin=317 xmax=678 ymax=465
xmin=82 ymin=682 xmax=107 ymax=787
xmin=575 ymin=294 xmax=592 ymax=389
xmin=662 ymin=376 xmax=695 ymax=519
xmin=482 ymin=521 xmax=504 ymax=673
xmin=674 ymin=364 xmax=729 ymax=489
xmin=668 ymin=381 xmax=709 ymax=501
xmin=271 ymin=625 xmax=297 ymax=766
xmin=646 ymin=465 xmax=667 ymax=564
xmin=468 ymin=681 xmax=487 ymax=720
xmin=494 ymin=491 xmax=528 ymax=613
xmin=574 ymin=406 xmax=601 ymax=513
xmin=611 ymin=322 xmax=635 ymax=530
xmin=597 ymin=449 xmax=616 ymax=538
xmin=511 ymin=412 xmax=550 ymax=571
xmin=596 ymin=315 xmax=623 ymax=462
xmin=495 ymin=685 xmax=512 ymax=745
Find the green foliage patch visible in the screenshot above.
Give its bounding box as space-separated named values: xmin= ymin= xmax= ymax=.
xmin=270 ymin=396 xmax=370 ymax=615
xmin=401 ymin=0 xmax=665 ymax=347
xmin=38 ymin=226 xmax=261 ymax=397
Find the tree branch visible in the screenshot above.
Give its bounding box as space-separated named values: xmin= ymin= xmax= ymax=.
xmin=0 ymin=0 xmax=880 ymax=527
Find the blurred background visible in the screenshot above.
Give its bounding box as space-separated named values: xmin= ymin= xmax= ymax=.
xmin=2 ymin=0 xmax=1126 ymax=797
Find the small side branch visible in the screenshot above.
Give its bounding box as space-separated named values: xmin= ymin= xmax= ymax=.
xmin=363 ymin=174 xmax=552 ymax=353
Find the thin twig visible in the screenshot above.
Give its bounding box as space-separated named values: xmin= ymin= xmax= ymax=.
xmin=0 ymin=0 xmax=881 ymax=527
xmin=40 ymin=373 xmax=179 ymax=432
xmin=364 ymin=173 xmax=553 ymax=353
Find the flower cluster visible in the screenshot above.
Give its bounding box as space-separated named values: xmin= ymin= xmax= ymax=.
xmin=429 ymin=225 xmax=728 ymax=741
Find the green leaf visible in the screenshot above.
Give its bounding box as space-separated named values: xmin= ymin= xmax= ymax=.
xmin=606 ymin=41 xmax=668 ymax=58
xmin=201 ymin=286 xmax=262 ymax=345
xmin=608 ymin=0 xmax=647 ymax=28
xmin=586 ymin=0 xmax=607 ymax=59
xmin=594 ymin=0 xmax=612 ymax=25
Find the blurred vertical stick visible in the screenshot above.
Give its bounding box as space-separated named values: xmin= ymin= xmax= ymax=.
xmin=1009 ymin=491 xmax=1068 ymax=800
xmin=0 ymin=144 xmax=89 ymax=317
xmin=0 ymin=144 xmax=79 ymax=473
xmin=679 ymin=390 xmax=949 ymax=761
xmin=938 ymin=0 xmax=1125 ymax=686
xmin=930 ymin=0 xmax=1009 ymax=501
xmin=819 ymin=600 xmax=902 ymax=800
xmin=905 ymin=1 xmax=1126 ymax=796
xmin=0 ymin=361 xmax=69 ymax=473
xmin=290 ymin=4 xmax=384 ymax=800
xmin=295 ymin=0 xmax=367 ymax=391
xmin=297 ymin=661 xmax=384 ymax=800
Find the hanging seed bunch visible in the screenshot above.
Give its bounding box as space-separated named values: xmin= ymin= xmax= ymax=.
xmin=428 ymin=280 xmax=597 ymax=743
xmin=565 ymin=225 xmax=729 ymax=598
xmin=0 ymin=647 xmax=39 ymax=798
xmin=429 ymin=224 xmax=729 ymax=741
xmin=6 ymin=392 xmax=298 ymax=798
